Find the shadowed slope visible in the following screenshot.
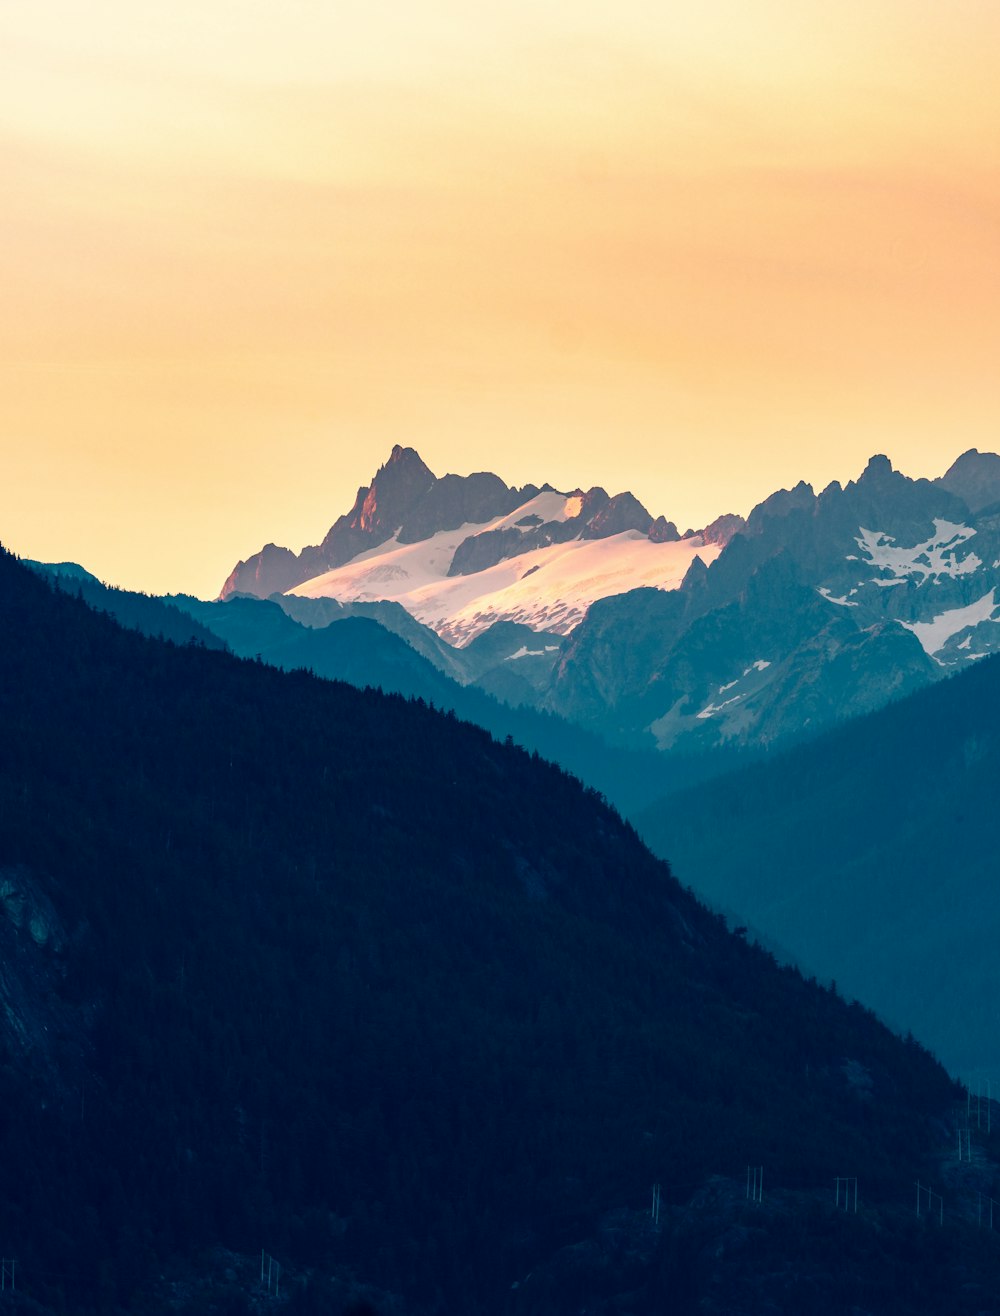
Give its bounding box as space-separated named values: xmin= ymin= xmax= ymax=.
xmin=0 ymin=546 xmax=977 ymax=1314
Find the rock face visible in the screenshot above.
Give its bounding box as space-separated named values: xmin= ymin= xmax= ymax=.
xmin=222 ymin=445 xmax=431 ymax=597
xmin=542 ymin=452 xmax=1000 ymax=753
xmin=937 ymin=447 xmax=1000 ymax=513
xmin=581 ymin=490 xmax=653 ymax=539
xmin=222 ymin=446 xmax=538 ymax=599
xmin=698 ymin=512 xmax=746 ymax=547
xmin=648 ymin=515 xmax=680 ymax=543
xmin=220 ymin=448 xmax=727 ymax=644
xmin=396 ymin=470 xmax=530 ymax=543
xmin=219 ymin=444 xmax=1000 ymax=762
xmin=320 ymin=443 xmax=437 ymax=560
xmin=448 ymin=525 xmax=529 ymax=577
xmin=221 ymin=542 xmax=309 ymax=599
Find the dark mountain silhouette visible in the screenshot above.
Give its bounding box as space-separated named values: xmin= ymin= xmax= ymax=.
xmin=2 ymin=545 xmax=996 ymax=1313
xmin=25 ymin=562 xmax=227 ymax=650
xmin=32 ymin=563 xmax=727 ymax=816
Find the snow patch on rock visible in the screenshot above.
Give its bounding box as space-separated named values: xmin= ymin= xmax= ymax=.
xmin=898 ymin=590 xmax=999 ymax=657
xmin=856 ymin=520 xmax=982 ymax=584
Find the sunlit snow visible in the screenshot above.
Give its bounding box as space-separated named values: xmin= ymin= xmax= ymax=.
xmin=490 ymin=490 xmax=582 ymax=530
xmin=289 ymin=497 xmax=720 ymax=644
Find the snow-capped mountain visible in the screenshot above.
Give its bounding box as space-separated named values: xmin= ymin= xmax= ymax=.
xmin=222 ymin=445 xmax=732 ymax=645
xmin=222 ymin=443 xmax=1000 ymax=757
xmin=544 ymin=449 xmax=1000 ymax=750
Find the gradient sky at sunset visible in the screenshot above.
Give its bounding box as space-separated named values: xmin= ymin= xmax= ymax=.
xmin=2 ymin=1 xmax=998 ymax=596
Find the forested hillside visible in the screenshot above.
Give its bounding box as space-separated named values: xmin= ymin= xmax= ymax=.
xmin=638 ymin=650 xmax=1000 ymax=1075
xmin=0 ymin=547 xmax=993 ymax=1314
xmin=34 ymin=563 xmax=732 ymax=815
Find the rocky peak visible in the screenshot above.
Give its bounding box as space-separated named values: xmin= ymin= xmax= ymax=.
xmin=221 ymin=446 xmax=436 ymax=598
xmin=582 ymin=490 xmax=653 ymax=539
xmin=339 ymin=445 xmax=436 ymax=540
xmin=937 ymin=447 xmax=1000 ymax=514
xmin=220 ymin=449 xmax=716 ymax=602
xmin=699 ymin=513 xmax=746 ymax=548
xmin=220 ymin=543 xmax=314 ymax=600
xmin=856 ymin=453 xmax=896 ymax=487
xmin=746 ymin=480 xmax=816 ymax=534
xmin=398 ymin=471 xmax=530 ymax=545
xmin=648 ymin=515 xmax=680 ymax=544
xmin=680 ymin=553 xmax=710 ymax=590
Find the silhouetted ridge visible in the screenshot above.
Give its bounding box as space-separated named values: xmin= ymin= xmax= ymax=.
xmin=0 ymin=543 xmax=982 ymax=1314
xmin=637 ymin=640 xmax=1000 ymax=1076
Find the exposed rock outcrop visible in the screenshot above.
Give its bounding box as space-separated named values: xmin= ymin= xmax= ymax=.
xmin=937 ymin=447 xmax=1000 ymax=514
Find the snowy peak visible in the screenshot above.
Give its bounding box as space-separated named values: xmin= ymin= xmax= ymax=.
xmin=222 ymin=446 xmax=528 ymax=600
xmin=446 ymin=486 xmax=656 ymax=579
xmin=541 ymin=449 xmax=1000 ymax=756
xmin=220 ymin=447 xmax=727 ymax=642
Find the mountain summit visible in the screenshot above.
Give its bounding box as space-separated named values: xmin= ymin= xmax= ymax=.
xmin=221 ymin=445 xmax=535 ymax=600
xmin=220 ymin=447 xmax=732 ymax=643
xmin=937 ymin=447 xmax=1000 ymax=514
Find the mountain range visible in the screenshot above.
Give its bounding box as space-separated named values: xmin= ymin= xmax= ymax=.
xmin=34 ymin=537 xmax=1000 ymax=1081
xmin=222 ymin=444 xmax=737 ymax=644
xmin=221 ymin=446 xmax=1000 ymax=759
xmin=4 ymin=543 xmax=1000 ymax=1315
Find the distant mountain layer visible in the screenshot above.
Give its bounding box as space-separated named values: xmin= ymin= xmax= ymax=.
xmin=222 ymin=444 xmax=731 ymax=644
xmin=541 ymin=449 xmax=1000 ymax=752
xmin=636 ymin=643 xmax=1000 ymax=1076
xmin=221 ymin=445 xmax=1000 ymax=759
xmin=2 ymin=544 xmax=990 ymax=1316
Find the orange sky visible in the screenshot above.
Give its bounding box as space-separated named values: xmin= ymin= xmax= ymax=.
xmin=2 ymin=0 xmax=998 ymax=597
